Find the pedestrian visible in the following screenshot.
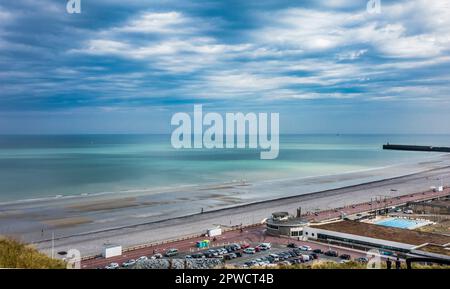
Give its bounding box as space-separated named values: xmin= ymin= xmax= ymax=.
xmin=395 ymin=257 xmax=401 ymax=269
xmin=386 ymin=258 xmax=392 ymax=269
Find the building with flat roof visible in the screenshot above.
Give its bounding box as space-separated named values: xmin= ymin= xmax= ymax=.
xmin=411 ymin=243 xmax=450 ymax=260
xmin=266 ymin=211 xmax=309 ymax=237
xmin=303 ymin=220 xmax=450 ymax=260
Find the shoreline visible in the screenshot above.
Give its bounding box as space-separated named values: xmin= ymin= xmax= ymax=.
xmin=34 ymin=157 xmax=450 ymax=256
xmin=0 ymin=152 xmax=446 ymax=206
xmin=1 ymin=153 xmax=449 ymax=257
xmin=30 ymin=163 xmax=447 ymax=244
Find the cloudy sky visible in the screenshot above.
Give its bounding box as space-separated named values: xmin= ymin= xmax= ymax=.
xmin=1 ymin=0 xmax=450 ymax=134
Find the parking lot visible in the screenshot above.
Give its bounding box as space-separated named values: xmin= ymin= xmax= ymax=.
xmin=182 ymin=241 xmax=368 ymax=268
xmin=226 ymin=243 xmax=349 ymax=267
xmin=101 ymin=239 xmax=371 ymax=269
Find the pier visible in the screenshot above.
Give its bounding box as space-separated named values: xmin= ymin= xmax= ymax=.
xmin=383 ymin=144 xmax=450 ymax=153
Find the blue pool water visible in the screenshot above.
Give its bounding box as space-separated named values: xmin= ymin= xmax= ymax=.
xmin=375 ymin=218 xmax=426 ymax=229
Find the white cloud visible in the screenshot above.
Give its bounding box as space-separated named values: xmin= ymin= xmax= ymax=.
xmin=252 ymin=1 xmax=450 ymax=59
xmin=337 ymin=49 xmax=368 ymax=61
xmin=114 ymin=11 xmax=193 ymax=34
xmin=49 ymin=2 xmax=450 ymax=104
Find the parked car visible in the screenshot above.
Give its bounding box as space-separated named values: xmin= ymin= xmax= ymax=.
xmin=287 ymin=243 xmax=298 ymax=248
xmin=206 ymin=249 xmax=218 ymax=257
xmin=136 ymin=256 xmax=148 ymax=262
xmin=203 ymin=251 xmax=214 ymax=258
xmin=235 ymin=251 xmax=243 ymax=258
xmin=224 ymin=254 xmax=233 ymax=260
xmin=301 ymin=254 xmax=311 ymax=262
xmin=105 ymin=262 xmax=119 ymax=269
xmin=300 ymin=245 xmax=312 ymax=251
xmin=245 ymin=260 xmax=257 ymax=267
xmin=231 ymin=243 xmax=241 ymax=250
xmin=278 ymin=252 xmax=289 ymax=260
xmin=257 ymin=243 xmax=271 ymax=250
xmin=340 ymin=254 xmax=351 ymax=260
xmin=185 ymin=255 xmax=192 ymax=259
xmin=312 ymin=249 xmax=323 ymax=254
xmin=165 ymin=248 xmax=179 ymax=257
xmin=324 ymin=250 xmax=338 ymax=257
xmin=243 ymin=248 xmax=256 ymax=254
xmin=151 ymin=253 xmax=163 ymax=259
xmin=310 ymin=253 xmax=319 ymax=259
xmin=291 ymin=258 xmax=301 ymax=264
xmin=355 ymin=257 xmax=369 ymax=263
xmin=241 ymin=243 xmax=251 ymax=249
xmin=192 ymin=253 xmax=205 ymax=259
xmin=259 ymin=260 xmax=270 ymax=266
xmin=121 ymin=259 xmax=136 ymax=267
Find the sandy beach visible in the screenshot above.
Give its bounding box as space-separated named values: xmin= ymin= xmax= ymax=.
xmin=1 ymin=154 xmax=449 ymax=257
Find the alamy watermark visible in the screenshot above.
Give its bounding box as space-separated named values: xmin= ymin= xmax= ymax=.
xmin=65 ymin=248 xmax=81 ymax=269
xmin=366 ymin=249 xmax=382 ymax=269
xmin=367 ymin=0 xmax=381 ymax=14
xmin=171 ymin=105 xmax=279 ymax=159
xmin=66 ymin=0 xmax=81 ymax=14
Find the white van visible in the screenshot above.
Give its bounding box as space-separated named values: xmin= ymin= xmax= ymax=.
xmin=301 ymin=255 xmax=311 ymax=262
xmin=258 ymin=243 xmax=272 ymax=250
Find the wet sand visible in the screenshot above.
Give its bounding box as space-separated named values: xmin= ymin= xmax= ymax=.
xmin=0 ymin=154 xmax=450 ymax=257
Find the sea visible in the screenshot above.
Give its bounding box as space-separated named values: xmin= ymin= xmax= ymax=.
xmin=0 ymin=134 xmax=449 ymax=202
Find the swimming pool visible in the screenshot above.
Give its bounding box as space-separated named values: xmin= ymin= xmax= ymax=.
xmin=375 ymin=218 xmax=430 ymax=230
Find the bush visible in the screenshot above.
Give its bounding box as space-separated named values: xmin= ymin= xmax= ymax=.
xmin=0 ymin=237 xmax=65 ymax=269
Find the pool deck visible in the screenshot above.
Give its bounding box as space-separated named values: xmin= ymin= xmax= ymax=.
xmin=372 ymin=217 xmax=434 ymax=230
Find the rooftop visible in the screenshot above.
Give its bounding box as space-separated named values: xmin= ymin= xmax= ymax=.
xmin=267 ymin=213 xmax=309 ymax=226
xmin=311 ymin=220 xmax=450 ymax=246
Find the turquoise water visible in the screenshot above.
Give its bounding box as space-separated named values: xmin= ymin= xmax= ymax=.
xmin=0 ymin=134 xmax=449 ymax=202
xmin=375 ymin=218 xmax=428 ymax=229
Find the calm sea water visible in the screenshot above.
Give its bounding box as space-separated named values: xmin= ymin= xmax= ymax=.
xmin=0 ymin=134 xmax=449 ymax=202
